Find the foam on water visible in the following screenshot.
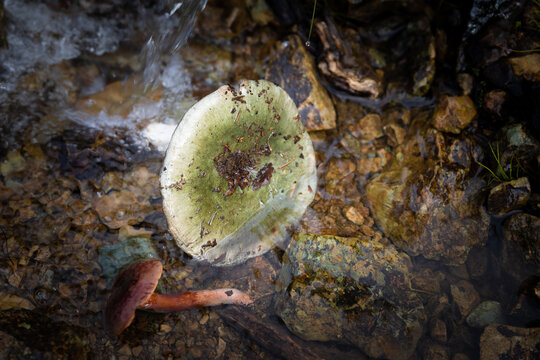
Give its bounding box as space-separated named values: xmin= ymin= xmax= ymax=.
xmin=66 ymin=53 xmax=196 ymax=153
xmin=1 ymin=0 xmax=124 ymax=91
xmin=1 ymin=0 xmax=204 ymax=154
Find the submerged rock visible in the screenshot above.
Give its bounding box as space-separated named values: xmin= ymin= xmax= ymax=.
xmin=266 ymin=35 xmax=336 ymax=131
xmin=466 ymin=300 xmax=504 ymax=328
xmin=366 ymin=113 xmax=489 ymax=264
xmin=502 ymin=213 xmax=540 ymax=282
xmin=450 ymin=280 xmax=481 ymax=317
xmin=276 ymin=233 xmax=425 ymax=360
xmin=432 ymin=95 xmax=477 ymax=134
xmin=483 ymin=89 xmax=508 ymax=117
xmin=429 ymin=318 xmax=448 ymax=342
xmin=422 ymin=341 xmax=449 ymax=360
xmin=480 ymin=324 xmax=540 ymax=360
xmin=355 ymin=113 xmax=384 ymax=141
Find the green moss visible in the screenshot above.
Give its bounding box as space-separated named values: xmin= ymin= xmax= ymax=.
xmin=161 ymin=80 xmax=317 ymax=265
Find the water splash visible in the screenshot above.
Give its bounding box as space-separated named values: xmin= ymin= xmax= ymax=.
xmin=0 ymin=0 xmax=207 ymax=154
xmin=139 ymin=0 xmax=207 ymax=89
xmin=0 ymin=0 xmax=124 ymax=92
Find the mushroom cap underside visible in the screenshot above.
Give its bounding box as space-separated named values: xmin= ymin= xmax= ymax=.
xmin=104 ymin=259 xmax=163 ymax=335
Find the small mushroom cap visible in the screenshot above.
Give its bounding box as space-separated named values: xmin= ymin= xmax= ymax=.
xmin=104 ymin=259 xmax=163 ymax=335
xmin=161 ymin=80 xmax=317 ymax=266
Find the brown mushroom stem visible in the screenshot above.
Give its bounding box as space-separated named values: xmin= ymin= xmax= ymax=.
xmin=104 ymin=259 xmax=253 ymax=336
xmin=139 ymin=289 xmax=253 ymax=312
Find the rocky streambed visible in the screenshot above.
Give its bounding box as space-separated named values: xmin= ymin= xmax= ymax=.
xmin=0 ymin=0 xmax=539 ymax=359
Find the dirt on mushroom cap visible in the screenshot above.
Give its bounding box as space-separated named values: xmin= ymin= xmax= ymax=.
xmin=160 ymin=80 xmax=317 ymax=266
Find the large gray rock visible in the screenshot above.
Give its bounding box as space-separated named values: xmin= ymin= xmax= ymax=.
xmin=466 ymin=301 xmax=505 ymax=328
xmin=276 ymin=233 xmax=425 ymax=360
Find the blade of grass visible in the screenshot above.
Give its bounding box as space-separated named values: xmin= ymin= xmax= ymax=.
xmin=476 ymin=160 xmax=502 ymax=183
xmin=306 ymin=0 xmax=317 ymax=46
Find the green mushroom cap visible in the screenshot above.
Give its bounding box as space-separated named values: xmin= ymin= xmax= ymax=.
xmin=160 ymin=80 xmax=317 ymax=266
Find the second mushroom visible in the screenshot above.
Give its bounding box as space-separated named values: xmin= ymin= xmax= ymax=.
xmin=104 ymin=259 xmax=253 ymax=335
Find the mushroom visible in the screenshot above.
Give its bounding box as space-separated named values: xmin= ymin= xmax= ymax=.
xmin=104 ymin=259 xmax=253 ymax=335
xmin=160 ymin=80 xmax=317 ymax=266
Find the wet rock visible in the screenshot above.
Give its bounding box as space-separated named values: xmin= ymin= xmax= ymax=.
xmin=466 ymin=300 xmax=504 ymax=328
xmin=356 ymin=114 xmax=384 ymax=141
xmin=463 ymin=0 xmax=525 ymax=40
xmin=192 ymin=0 xmax=251 ymax=39
xmin=504 ymin=122 xmax=539 ymax=148
xmin=276 ymin=233 xmax=425 ymax=360
xmin=300 ymin=198 xmax=375 ymax=239
xmin=430 ymin=318 xmax=448 ymax=342
xmin=339 ymin=2 xmax=436 ymax=96
xmin=519 ymin=276 xmax=540 ymax=304
xmin=483 ymin=89 xmax=507 ymax=117
xmin=422 ymin=341 xmax=449 ymax=360
xmin=334 ymin=100 xmax=390 ymax=174
xmin=382 ymin=105 xmax=411 ymax=126
xmin=487 ymin=177 xmax=531 ymax=216
xmin=448 ymin=137 xmax=483 ymax=168
xmin=512 ymin=276 xmax=540 ymax=324
xmin=411 ymin=37 xmax=436 ymax=96
xmin=464 ymin=21 xmax=515 ymax=75
xmin=245 ymin=0 xmax=276 ymax=26
xmin=1 ymin=150 xmax=26 ymax=182
xmin=343 ymin=206 xmax=365 ymax=226
xmin=382 ymin=106 xmax=410 ymax=147
xmin=411 ymin=267 xmax=443 ymax=295
xmin=480 ymin=324 xmax=540 ymax=360
xmin=315 ymin=20 xmax=382 ymax=98
xmin=450 ymin=280 xmax=481 ymax=317
xmin=0 ymin=292 xmax=35 ymax=311
xmin=457 ymin=73 xmax=474 ymax=96
xmin=383 ymin=122 xmax=407 ymax=147
xmin=366 ymin=114 xmax=489 ymax=264
xmin=432 ymin=95 xmax=477 ymax=134
xmin=266 ymin=34 xmax=336 ymax=131
xmin=180 ymin=39 xmax=233 ymax=97
xmin=92 ymin=190 xmax=154 ymax=229
xmin=508 ymin=54 xmax=540 ymax=82
xmin=502 ymin=213 xmax=540 ymax=282
xmin=75 ymin=76 xmax=163 ymax=119
xmin=340 ymin=136 xmax=390 ymax=175
xmin=18 ymin=62 xmax=78 ymax=104
xmin=324 ymin=157 xmax=357 ymax=197
xmin=466 ymin=246 xmax=489 ymax=280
